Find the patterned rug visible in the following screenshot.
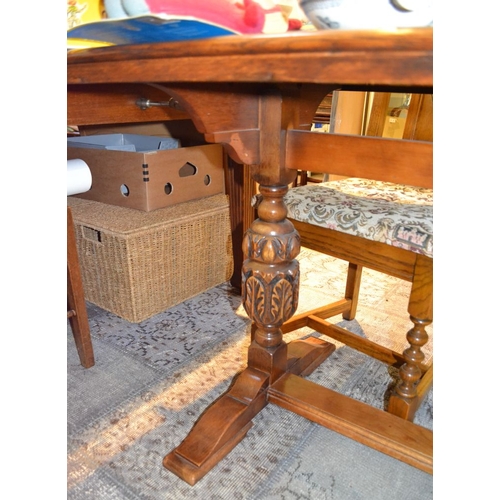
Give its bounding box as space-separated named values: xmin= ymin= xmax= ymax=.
xmin=68 ymin=248 xmax=433 ymax=499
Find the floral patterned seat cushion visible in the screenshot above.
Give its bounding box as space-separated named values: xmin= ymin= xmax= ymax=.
xmin=283 ymin=177 xmax=433 ymax=258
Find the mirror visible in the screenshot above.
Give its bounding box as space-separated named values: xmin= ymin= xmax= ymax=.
xmin=312 ymin=90 xmax=433 ymax=142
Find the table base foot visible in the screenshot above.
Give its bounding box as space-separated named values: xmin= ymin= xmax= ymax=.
xmin=287 ymin=337 xmax=336 ymax=376
xmin=163 ymin=367 xmax=269 ymax=485
xmin=163 ymin=337 xmax=338 ymax=485
xmin=163 ymin=421 xmax=253 ymax=486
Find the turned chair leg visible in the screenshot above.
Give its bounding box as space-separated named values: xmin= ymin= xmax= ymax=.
xmin=388 ymin=315 xmax=431 ymax=421
xmin=388 ymin=255 xmax=432 ymax=420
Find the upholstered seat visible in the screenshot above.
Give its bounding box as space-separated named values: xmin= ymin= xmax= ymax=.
xmin=284 ymin=177 xmax=433 ymax=258
xmin=282 ymin=176 xmax=433 ymax=423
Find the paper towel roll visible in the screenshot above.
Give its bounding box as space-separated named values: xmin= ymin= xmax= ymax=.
xmin=67 ymin=159 xmax=92 ymax=195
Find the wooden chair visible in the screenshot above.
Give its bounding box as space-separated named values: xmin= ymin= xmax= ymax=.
xmin=67 ymin=206 xmax=95 ymax=368
xmin=292 ymin=170 xmax=328 ymax=187
xmin=281 ymin=174 xmax=433 ymax=423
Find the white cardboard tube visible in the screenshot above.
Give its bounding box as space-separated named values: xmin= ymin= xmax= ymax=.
xmin=67 ymin=159 xmax=92 ymax=195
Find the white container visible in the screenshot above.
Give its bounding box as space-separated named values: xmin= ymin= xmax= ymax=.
xmin=299 ymin=0 xmax=432 ymax=30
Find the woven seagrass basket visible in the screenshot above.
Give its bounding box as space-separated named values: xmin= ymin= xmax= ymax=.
xmin=68 ymin=194 xmax=233 ymax=322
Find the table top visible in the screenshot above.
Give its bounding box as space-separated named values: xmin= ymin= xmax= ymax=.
xmin=67 ymin=28 xmax=432 ymax=91
xmin=68 ymin=28 xmax=433 ymax=188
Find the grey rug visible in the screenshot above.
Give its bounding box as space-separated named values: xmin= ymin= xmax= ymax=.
xmin=68 ymin=248 xmax=433 ymax=499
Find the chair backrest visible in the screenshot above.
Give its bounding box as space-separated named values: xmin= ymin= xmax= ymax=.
xmin=285 ymin=131 xmax=432 ymax=188
xmin=286 ymin=91 xmax=433 ymax=189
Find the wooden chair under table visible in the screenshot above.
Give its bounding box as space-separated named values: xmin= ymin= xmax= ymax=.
xmin=282 ymin=176 xmax=433 ymax=422
xmin=272 ymin=129 xmax=434 ymax=471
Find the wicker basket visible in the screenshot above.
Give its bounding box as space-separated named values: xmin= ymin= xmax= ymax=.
xmin=68 ymin=194 xmax=233 ymax=322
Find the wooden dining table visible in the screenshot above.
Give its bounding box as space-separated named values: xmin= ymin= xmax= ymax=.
xmin=67 ymin=27 xmax=433 ymax=486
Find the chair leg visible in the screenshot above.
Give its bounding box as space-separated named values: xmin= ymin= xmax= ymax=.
xmin=300 ymin=171 xmax=308 ymax=186
xmin=388 ymin=315 xmax=431 ymax=420
xmin=282 ymin=262 xmax=358 ymax=334
xmin=388 ymin=255 xmax=432 ymax=420
xmin=67 ymin=206 xmax=95 ymax=368
xmin=342 ymin=262 xmax=362 ymax=320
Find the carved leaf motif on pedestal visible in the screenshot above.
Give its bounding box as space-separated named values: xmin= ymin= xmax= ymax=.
xmin=242 ymin=264 xmax=299 ymax=327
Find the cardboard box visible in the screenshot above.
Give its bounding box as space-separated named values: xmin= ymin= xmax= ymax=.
xmin=67 ymin=134 xmax=225 ymax=212
xmin=67 ymin=133 xmax=180 ymax=152
xmin=68 ymin=194 xmax=233 ymax=323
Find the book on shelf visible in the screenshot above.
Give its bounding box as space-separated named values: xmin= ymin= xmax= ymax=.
xmin=66 ymin=0 xmax=292 ymax=50
xmin=67 ymin=14 xmax=238 ymax=49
